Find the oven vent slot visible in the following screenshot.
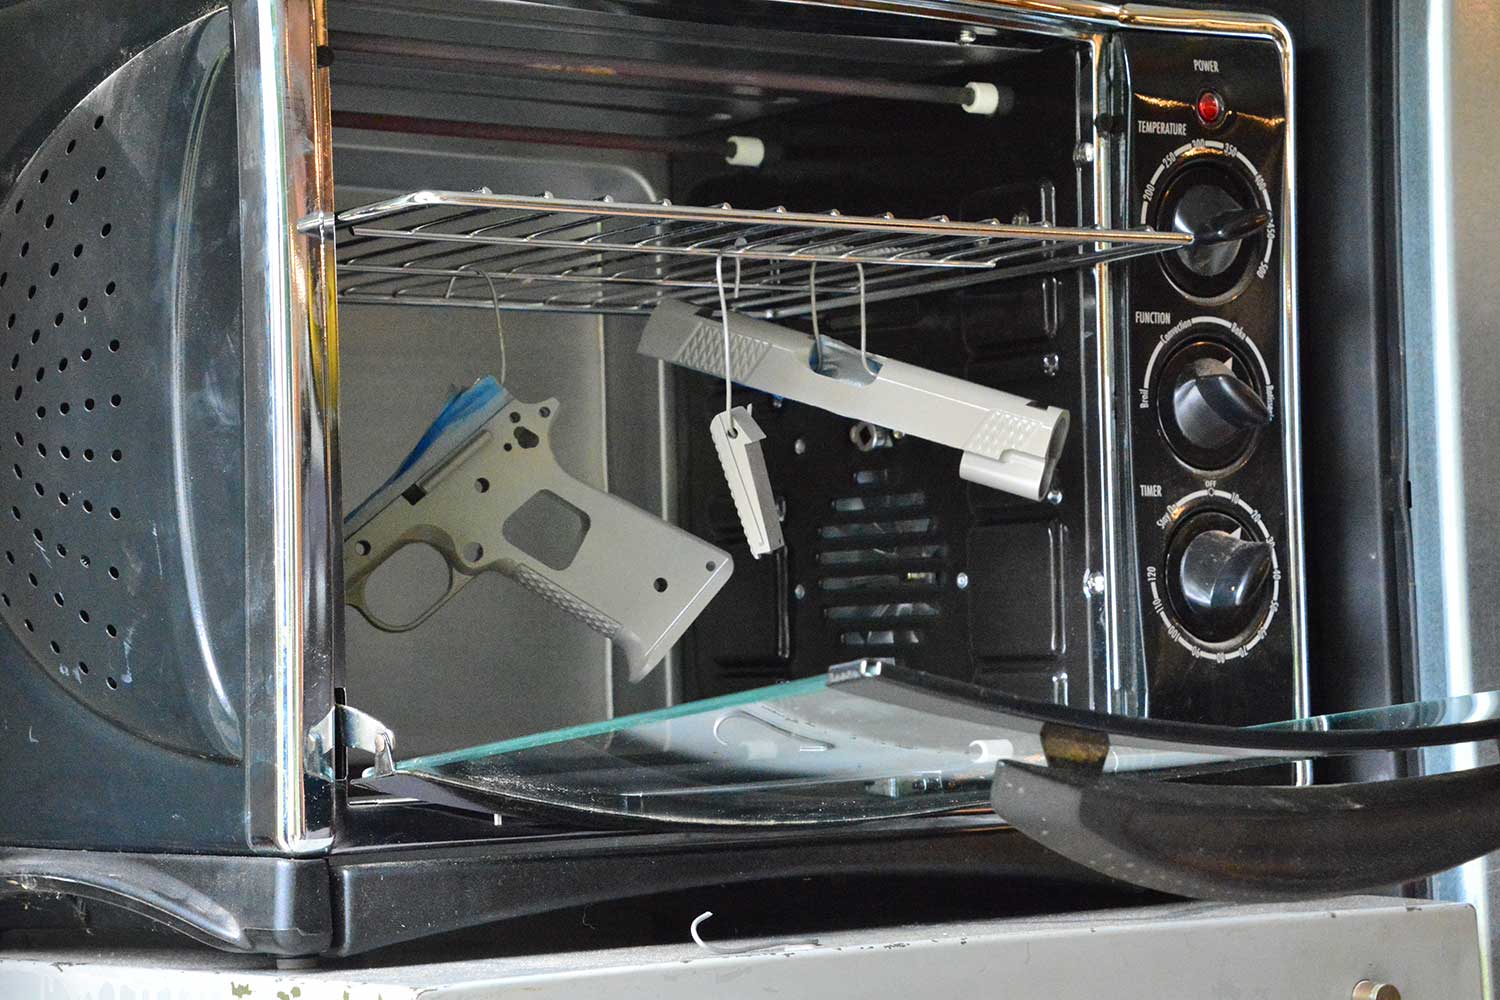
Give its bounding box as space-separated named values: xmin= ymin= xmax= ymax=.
xmin=840 ymin=628 xmax=924 ymax=647
xmin=331 ymin=190 xmax=1190 ymax=319
xmin=819 ymin=572 xmax=940 ymax=592
xmin=830 ymin=491 xmax=926 ymax=513
xmin=817 ymin=518 xmax=934 ymax=540
xmin=817 ymin=544 xmax=946 ymax=566
xmin=852 ymin=468 xmax=898 ymax=487
xmin=824 ymin=602 xmax=940 ymax=621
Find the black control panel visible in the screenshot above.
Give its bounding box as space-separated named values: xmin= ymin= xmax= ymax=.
xmin=1123 ymin=34 xmax=1300 ymax=726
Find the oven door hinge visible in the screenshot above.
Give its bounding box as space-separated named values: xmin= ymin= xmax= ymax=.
xmin=307 ymin=704 xmax=396 ymax=778
xmin=295 ymin=210 xmax=337 ymax=240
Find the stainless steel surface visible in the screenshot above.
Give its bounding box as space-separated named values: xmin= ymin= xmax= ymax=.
xmin=1087 ymin=31 xmax=1127 ymax=713
xmin=332 ymin=189 xmax=1189 ymax=318
xmin=232 ymin=0 xmax=339 ymax=855
xmin=332 ymin=110 xmax=742 ymax=159
xmin=334 ymin=136 xmax=672 ymax=752
xmin=329 ymin=31 xmax=995 ymax=110
xmin=1265 ymin=0 xmax=1311 ymax=782
xmin=0 ymin=898 xmax=1481 ymax=1000
xmin=327 ymin=0 xmax=1031 ymax=140
xmin=1399 ymin=0 xmax=1500 ymax=989
xmin=307 ymin=703 xmax=395 ymax=776
xmin=0 ymin=14 xmax=246 ymax=760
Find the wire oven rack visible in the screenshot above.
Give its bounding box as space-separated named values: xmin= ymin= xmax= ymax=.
xmin=331 ymin=190 xmax=1192 ymax=319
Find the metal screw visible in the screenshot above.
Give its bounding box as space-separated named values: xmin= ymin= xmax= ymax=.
xmin=1073 ymin=142 xmax=1095 ymax=165
xmin=957 ymin=27 xmax=977 ymax=45
xmin=1042 ymin=353 xmax=1061 ymax=376
xmin=793 ymin=437 xmax=807 ymax=455
xmin=1046 ymin=487 xmax=1064 ymax=505
xmin=1086 ymin=572 xmax=1106 ymax=596
xmin=1352 ymin=982 xmax=1401 ymax=1000
xmin=956 ymin=572 xmax=970 ymax=590
xmin=850 ymin=422 xmax=893 ymax=452
xmin=793 ymin=583 xmax=807 ymax=601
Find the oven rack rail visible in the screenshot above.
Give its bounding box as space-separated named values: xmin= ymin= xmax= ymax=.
xmin=330 ymin=190 xmax=1191 ymax=319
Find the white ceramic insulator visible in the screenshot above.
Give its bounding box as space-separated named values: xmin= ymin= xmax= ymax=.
xmin=968 ymin=739 xmax=1017 ymax=764
xmin=725 ymin=135 xmax=765 ymax=167
xmin=961 ymin=81 xmax=1005 ymax=116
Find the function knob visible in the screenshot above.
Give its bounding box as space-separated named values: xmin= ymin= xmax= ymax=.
xmin=1165 ymin=511 xmax=1274 ymax=645
xmin=1156 ymin=337 xmax=1270 ymax=472
xmin=1172 ymin=354 xmax=1270 ymax=450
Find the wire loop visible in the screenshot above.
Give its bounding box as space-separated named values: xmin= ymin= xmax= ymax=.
xmin=456 ymin=263 xmax=508 ymax=385
xmin=714 ymin=256 xmax=736 ymax=435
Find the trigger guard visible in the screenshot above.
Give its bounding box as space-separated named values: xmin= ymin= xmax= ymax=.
xmin=346 ymin=545 xmax=474 ymax=632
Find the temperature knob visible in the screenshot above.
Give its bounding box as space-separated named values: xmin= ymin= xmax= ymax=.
xmin=1152 ymin=158 xmax=1268 ymax=301
xmin=1165 ymin=510 xmax=1273 ymax=645
xmin=1156 ymin=337 xmax=1270 ymax=472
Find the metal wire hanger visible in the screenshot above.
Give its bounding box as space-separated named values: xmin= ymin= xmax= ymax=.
xmin=715 ymin=255 xmax=736 ymax=435
xmin=808 ymin=261 xmax=876 ymax=378
xmin=454 ymin=262 xmax=508 ymax=385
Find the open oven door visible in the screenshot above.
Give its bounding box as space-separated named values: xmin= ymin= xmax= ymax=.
xmin=356 ymin=657 xmax=1500 ymax=901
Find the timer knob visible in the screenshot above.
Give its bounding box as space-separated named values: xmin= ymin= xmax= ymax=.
xmin=1165 ymin=512 xmax=1274 ymax=644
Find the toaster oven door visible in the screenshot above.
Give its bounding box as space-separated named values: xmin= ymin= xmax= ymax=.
xmin=357 ymin=660 xmax=1500 ymax=900
xmin=0 ymin=1 xmax=272 ymax=855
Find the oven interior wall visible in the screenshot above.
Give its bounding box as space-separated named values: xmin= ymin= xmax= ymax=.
xmin=335 ymin=138 xmax=676 ymax=754
xmin=328 ymin=5 xmax=1092 ymax=757
xmin=664 ymin=45 xmax=1089 ymax=706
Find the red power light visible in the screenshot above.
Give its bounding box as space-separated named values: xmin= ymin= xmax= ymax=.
xmin=1197 ymin=90 xmax=1225 ymax=125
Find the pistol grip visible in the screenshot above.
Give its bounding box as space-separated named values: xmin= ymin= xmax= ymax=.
xmin=344 ymin=394 xmax=732 ymax=679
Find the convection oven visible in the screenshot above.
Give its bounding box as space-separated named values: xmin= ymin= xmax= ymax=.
xmin=0 ymin=0 xmax=1496 ymax=973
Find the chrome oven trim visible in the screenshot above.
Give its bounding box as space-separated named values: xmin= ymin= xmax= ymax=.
xmin=233 ymin=0 xmax=340 ymax=855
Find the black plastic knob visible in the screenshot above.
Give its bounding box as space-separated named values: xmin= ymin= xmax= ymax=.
xmin=1156 ymin=338 xmax=1270 ymax=472
xmin=1193 ymin=207 xmax=1271 ymax=248
xmin=1152 ymin=159 xmax=1267 ymax=300
xmin=1165 ymin=514 xmax=1274 ymax=644
xmin=1171 ymin=355 xmax=1271 ymax=452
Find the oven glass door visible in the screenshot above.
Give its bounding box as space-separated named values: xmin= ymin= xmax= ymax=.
xmin=359 ymin=659 xmax=1500 ymax=815
xmin=357 ymin=665 xmax=1500 ymax=896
